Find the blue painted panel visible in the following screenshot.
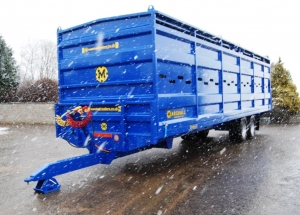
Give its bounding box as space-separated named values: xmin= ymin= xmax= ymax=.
xmin=156 ymin=22 xmax=195 ymax=42
xmin=197 ymin=57 xmax=222 ymax=70
xmin=61 ymin=61 xmax=153 ymax=85
xmin=255 ymin=93 xmax=265 ymax=99
xmin=223 ymin=53 xmax=238 ymax=65
xmin=241 ymin=75 xmax=252 ymax=94
xmin=264 ymin=78 xmax=270 ymax=93
xmin=159 ymin=107 xmax=195 ymax=121
xmin=126 ymin=134 xmax=152 ymax=150
xmin=156 ymin=34 xmax=192 ymax=53
xmin=254 ymin=77 xmax=263 ymax=93
xmin=60 ymin=48 xmax=153 ymax=72
xmin=197 ymin=68 xmax=220 ymax=94
xmin=254 ymin=63 xmax=264 ymax=77
xmin=242 ymin=101 xmax=253 ymax=108
xmin=157 ymin=50 xmax=194 ymax=65
xmin=158 ymin=95 xmax=196 ymax=108
xmin=223 ymin=63 xmax=239 ymax=73
xmin=198 ymin=94 xmax=222 ymax=104
xmin=61 ymin=31 xmax=152 ymax=60
xmin=264 ymin=94 xmax=271 ymax=99
xmin=242 ymin=93 xmax=255 ymax=101
xmin=254 ymin=63 xmax=263 ymax=71
xmin=198 ymin=104 xmax=220 ymax=114
xmin=156 ymin=31 xmax=194 ymax=66
xmin=254 ymin=70 xmax=264 ymax=78
xmin=264 ymin=72 xmax=270 ymax=79
xmin=157 ymin=62 xmax=194 ymax=94
xmin=265 ymin=99 xmax=270 ymax=105
xmin=224 ymin=102 xmax=239 ymax=111
xmin=241 ymin=67 xmax=253 ymax=76
xmin=60 ymin=14 xmax=152 ymax=41
xmin=61 ymin=83 xmax=154 ymax=101
xmin=223 ymin=72 xmax=238 ymax=94
xmin=197 ymin=45 xmax=219 ymax=60
xmin=196 ymin=45 xmax=221 ymax=70
xmin=224 ymin=94 xmax=240 ymax=102
xmin=223 ymin=53 xmax=239 ymax=73
xmin=241 ymin=59 xmax=252 ymax=69
xmin=126 ymin=122 xmax=151 ymax=133
xmin=264 ymin=66 xmax=270 ymax=73
xmin=255 ymin=99 xmax=263 ymax=106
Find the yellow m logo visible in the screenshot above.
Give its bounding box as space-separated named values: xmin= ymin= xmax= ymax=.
xmin=96 ymin=66 xmax=108 ymax=82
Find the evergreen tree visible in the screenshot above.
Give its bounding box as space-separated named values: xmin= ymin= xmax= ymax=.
xmin=271 ymin=58 xmax=300 ymax=122
xmin=0 ymin=35 xmax=19 ymax=102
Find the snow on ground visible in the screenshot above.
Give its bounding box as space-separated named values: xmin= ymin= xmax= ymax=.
xmin=0 ymin=127 xmax=9 ymax=135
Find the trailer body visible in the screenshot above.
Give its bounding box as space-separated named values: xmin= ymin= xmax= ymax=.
xmin=25 ymin=6 xmax=271 ymax=193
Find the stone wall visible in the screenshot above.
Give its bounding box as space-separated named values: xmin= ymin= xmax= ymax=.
xmin=0 ymin=103 xmax=55 ymax=124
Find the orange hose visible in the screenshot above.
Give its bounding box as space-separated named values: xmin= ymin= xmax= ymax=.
xmin=66 ymin=110 xmax=92 ymax=128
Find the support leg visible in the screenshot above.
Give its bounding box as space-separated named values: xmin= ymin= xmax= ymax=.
xmin=34 ymin=178 xmax=61 ymax=194
xmin=25 ymin=151 xmax=117 ymax=194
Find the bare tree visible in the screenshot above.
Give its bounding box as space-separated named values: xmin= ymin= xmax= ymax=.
xmin=19 ymin=39 xmax=57 ymax=82
xmin=38 ymin=40 xmax=57 ymax=80
xmin=20 ymin=39 xmax=39 ymax=82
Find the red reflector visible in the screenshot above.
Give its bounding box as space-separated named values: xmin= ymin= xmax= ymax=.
xmin=94 ymin=133 xmax=112 ymax=138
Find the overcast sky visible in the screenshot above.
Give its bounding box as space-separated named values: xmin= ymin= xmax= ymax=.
xmin=1 ymin=0 xmax=300 ymax=90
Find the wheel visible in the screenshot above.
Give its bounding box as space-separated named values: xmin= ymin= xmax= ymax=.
xmin=181 ymin=133 xmax=197 ymax=140
xmin=181 ymin=130 xmax=209 ymax=141
xmin=196 ymin=130 xmax=209 ymax=140
xmin=229 ymin=118 xmax=247 ymax=143
xmin=247 ymin=116 xmax=255 ymax=139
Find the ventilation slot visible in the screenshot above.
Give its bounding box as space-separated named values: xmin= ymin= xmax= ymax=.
xmin=169 ymin=80 xmax=175 ymax=84
xmin=159 ymin=74 xmax=166 ymax=78
xmin=178 ymin=76 xmax=184 ymax=80
xmin=186 ymin=80 xmax=191 ymax=84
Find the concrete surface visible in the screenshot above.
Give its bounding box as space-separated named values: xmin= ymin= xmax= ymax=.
xmin=1 ymin=124 xmax=300 ymax=214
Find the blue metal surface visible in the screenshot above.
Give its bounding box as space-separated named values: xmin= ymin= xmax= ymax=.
xmin=24 ymin=152 xmax=118 ymax=183
xmin=25 ymin=6 xmax=271 ymax=193
xmin=32 ymin=178 xmax=61 ymax=194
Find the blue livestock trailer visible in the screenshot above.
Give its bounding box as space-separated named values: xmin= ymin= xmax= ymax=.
xmin=25 ymin=6 xmax=271 ymax=194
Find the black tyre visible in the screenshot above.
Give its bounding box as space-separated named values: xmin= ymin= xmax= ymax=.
xmin=229 ymin=118 xmax=247 ymax=143
xmin=247 ymin=116 xmax=255 ymax=139
xmin=181 ymin=130 xmax=209 ymax=141
xmin=181 ymin=133 xmax=197 ymax=140
xmin=196 ymin=130 xmax=209 ymax=140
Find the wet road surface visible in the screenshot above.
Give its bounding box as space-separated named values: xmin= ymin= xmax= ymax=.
xmin=1 ymin=124 xmax=300 ymax=214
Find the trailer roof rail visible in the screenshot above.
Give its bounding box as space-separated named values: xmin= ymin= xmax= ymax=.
xmin=155 ymin=12 xmax=269 ymax=64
